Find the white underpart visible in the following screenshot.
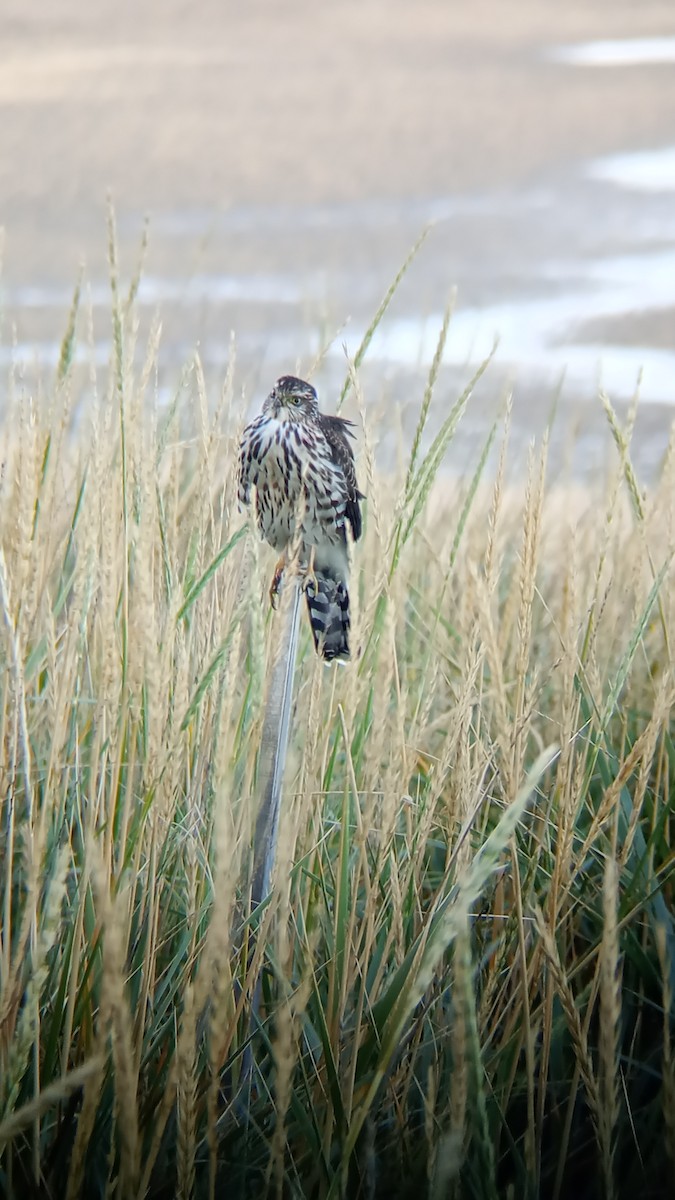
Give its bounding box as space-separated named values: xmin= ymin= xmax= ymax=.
xmin=239 ymin=413 xmax=349 ymax=564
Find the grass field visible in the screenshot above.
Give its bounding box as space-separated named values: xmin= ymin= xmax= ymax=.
xmin=0 ymin=237 xmax=674 ymax=1200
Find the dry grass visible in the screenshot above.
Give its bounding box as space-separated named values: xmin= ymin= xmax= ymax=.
xmin=0 ymin=251 xmax=673 ymax=1200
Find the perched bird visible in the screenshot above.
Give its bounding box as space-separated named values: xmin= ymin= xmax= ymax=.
xmin=238 ymin=375 xmax=363 ymax=660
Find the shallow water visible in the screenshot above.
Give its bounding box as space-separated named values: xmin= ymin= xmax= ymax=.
xmin=586 ymin=146 xmax=675 ymax=192
xmin=5 ymin=153 xmax=674 ymax=410
xmin=548 ymin=37 xmax=675 ymax=67
xmin=1 ymin=35 xmax=675 ymax=466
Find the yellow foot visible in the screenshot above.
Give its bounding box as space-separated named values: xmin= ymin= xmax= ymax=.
xmin=269 ymin=556 xmax=286 ymax=609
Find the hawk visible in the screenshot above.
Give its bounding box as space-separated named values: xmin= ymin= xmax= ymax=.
xmin=238 ymin=375 xmax=363 ymax=661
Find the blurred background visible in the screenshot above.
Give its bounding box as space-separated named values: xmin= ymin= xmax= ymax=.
xmin=2 ymin=0 xmax=675 ymax=473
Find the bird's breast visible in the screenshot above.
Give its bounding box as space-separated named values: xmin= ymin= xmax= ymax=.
xmin=241 ymin=416 xmax=344 ymax=551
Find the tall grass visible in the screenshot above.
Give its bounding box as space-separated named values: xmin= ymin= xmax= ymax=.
xmin=0 ymin=253 xmax=673 ymax=1200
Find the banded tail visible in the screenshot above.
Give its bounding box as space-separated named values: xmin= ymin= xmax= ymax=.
xmin=305 ymin=565 xmax=351 ymax=661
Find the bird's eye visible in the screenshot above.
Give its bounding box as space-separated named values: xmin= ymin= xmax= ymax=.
xmin=288 ymin=394 xmax=300 ymax=405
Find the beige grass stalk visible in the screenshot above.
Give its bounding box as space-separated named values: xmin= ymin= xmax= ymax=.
xmin=94 ymin=867 xmax=140 ymax=1197
xmin=0 ymin=549 xmax=34 ymax=830
xmin=0 ymin=1058 xmax=103 ymax=1151
xmin=537 ymin=527 xmax=583 ymax=1173
xmin=511 ymin=437 xmax=548 ymax=799
xmin=444 ymin=922 xmax=470 ymax=1198
xmin=568 ymin=718 xmax=664 ymax=903
xmin=619 ymin=682 xmax=671 ymax=866
xmin=176 ymin=983 xmax=198 ymax=1200
xmin=1 ymin=844 xmax=68 ymax=1137
xmin=533 ymin=906 xmax=600 ymax=1128
xmin=65 ymin=1054 xmax=107 ymax=1200
xmin=598 ymin=856 xmax=621 ymax=1200
xmin=455 ymin=913 xmax=497 ymax=1200
xmin=337 ymin=704 xmax=373 ymax=938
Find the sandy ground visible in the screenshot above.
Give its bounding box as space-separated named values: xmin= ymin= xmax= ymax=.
xmin=1 ymin=0 xmax=675 ymax=474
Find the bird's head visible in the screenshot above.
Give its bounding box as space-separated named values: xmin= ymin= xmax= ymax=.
xmin=263 ymin=375 xmax=319 ymax=422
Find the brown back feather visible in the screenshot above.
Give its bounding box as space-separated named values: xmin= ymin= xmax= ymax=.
xmin=319 ymin=414 xmax=364 ymax=542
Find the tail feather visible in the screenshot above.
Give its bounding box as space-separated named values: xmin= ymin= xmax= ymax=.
xmin=305 ymin=571 xmax=350 ymax=661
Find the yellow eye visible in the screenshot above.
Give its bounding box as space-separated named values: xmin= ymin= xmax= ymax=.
xmin=288 ymin=394 xmax=300 ymax=405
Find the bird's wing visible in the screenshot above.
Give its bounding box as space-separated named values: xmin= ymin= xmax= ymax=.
xmin=320 ymin=415 xmax=364 ymax=542
xmin=237 ymin=416 xmax=263 ymax=508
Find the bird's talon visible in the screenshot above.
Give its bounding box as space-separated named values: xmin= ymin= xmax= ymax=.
xmin=302 ymin=548 xmax=317 ymax=596
xmin=269 ymin=558 xmax=286 ymax=609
